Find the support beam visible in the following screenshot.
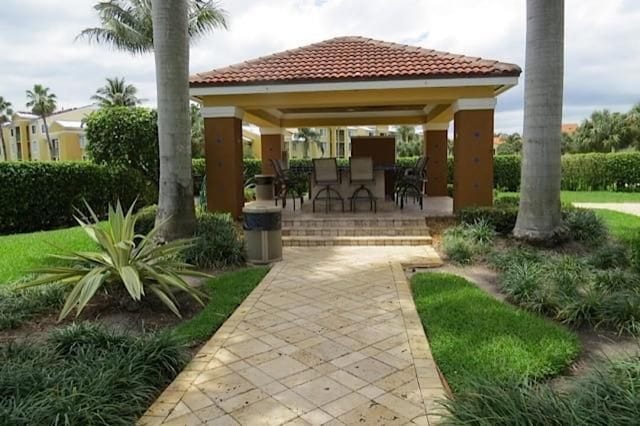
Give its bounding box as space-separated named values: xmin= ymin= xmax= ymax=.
xmin=203 ymin=115 xmax=244 ymax=218
xmin=452 ymin=98 xmax=495 ymax=211
xmin=423 ymin=123 xmax=449 ymax=196
xmin=260 ymin=128 xmax=284 ymax=175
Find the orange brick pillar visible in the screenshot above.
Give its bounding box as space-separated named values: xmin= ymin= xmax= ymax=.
xmin=260 ymin=128 xmax=284 ymax=175
xmin=452 ymin=99 xmax=496 ymax=211
xmin=423 ymin=123 xmax=449 ymax=196
xmin=203 ymin=107 xmax=244 ymax=218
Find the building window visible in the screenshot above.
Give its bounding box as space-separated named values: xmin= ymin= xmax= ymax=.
xmin=337 ymin=129 xmax=345 ymax=143
xmin=51 ymin=139 xmax=60 ymax=161
xmin=10 ymin=128 xmax=14 ymax=137
xmin=31 ymin=140 xmax=39 ymax=154
xmin=79 ymin=135 xmax=87 ymax=149
xmin=15 ymin=127 xmax=20 ymax=142
xmin=337 ymin=142 xmax=346 ymax=158
xmin=41 ymin=124 xmax=46 ymax=133
xmin=31 ymin=125 xmax=36 ymax=134
xmin=16 ymin=143 xmax=22 ymax=160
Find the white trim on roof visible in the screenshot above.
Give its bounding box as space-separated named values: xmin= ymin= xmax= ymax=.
xmin=190 ymin=77 xmax=519 ymax=97
xmin=452 ymin=98 xmax=497 ymax=113
xmin=424 ymin=123 xmax=450 ymax=131
xmin=201 ymin=106 xmax=245 ymax=119
xmin=259 ymin=127 xmax=285 ymax=135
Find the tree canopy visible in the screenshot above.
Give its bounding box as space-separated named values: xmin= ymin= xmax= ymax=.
xmin=91 ymin=77 xmax=143 ymax=107
xmin=77 ymin=0 xmax=228 ymax=54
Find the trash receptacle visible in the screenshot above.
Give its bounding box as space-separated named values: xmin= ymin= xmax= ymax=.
xmin=243 ymin=202 xmax=282 ymax=264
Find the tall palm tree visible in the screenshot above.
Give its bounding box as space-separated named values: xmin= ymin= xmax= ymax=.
xmin=514 ymin=0 xmax=565 ymax=242
xmin=151 ymin=0 xmax=195 ymax=240
xmin=26 ymin=85 xmax=57 ymax=157
xmin=395 ymin=125 xmax=416 ymax=144
xmin=0 ymin=97 xmax=13 ymax=161
xmin=91 ymin=77 xmax=144 ymax=107
xmin=78 ymin=0 xmax=228 ymax=54
xmin=296 ymin=128 xmax=322 ymax=158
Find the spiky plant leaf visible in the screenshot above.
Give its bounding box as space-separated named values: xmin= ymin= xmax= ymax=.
xmin=22 ymin=200 xmax=208 ymax=319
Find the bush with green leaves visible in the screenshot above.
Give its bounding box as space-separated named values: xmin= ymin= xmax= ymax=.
xmin=0 ymin=322 xmax=188 ymax=425
xmin=564 ymin=208 xmax=608 ymax=243
xmin=85 ymin=106 xmax=159 ymax=185
xmin=443 ymin=220 xmax=495 ymax=264
xmin=23 ymin=201 xmax=206 ymax=320
xmin=440 ymin=355 xmax=640 ymax=425
xmin=184 ymin=212 xmax=246 ymax=269
xmin=0 ymin=162 xmax=152 ymax=234
xmin=458 ymin=205 xmax=518 ymax=235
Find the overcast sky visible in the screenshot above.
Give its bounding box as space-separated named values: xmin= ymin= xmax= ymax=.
xmin=1 ymin=0 xmax=638 ymax=133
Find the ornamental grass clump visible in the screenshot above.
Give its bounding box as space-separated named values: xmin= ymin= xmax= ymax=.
xmin=22 ymin=201 xmax=207 ymax=320
xmin=439 ymin=354 xmax=640 ymax=425
xmin=442 ymin=219 xmax=495 ymax=264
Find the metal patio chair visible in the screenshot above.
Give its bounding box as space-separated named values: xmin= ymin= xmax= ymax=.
xmin=349 ymin=156 xmax=376 ymax=213
xmin=312 ymin=158 xmax=344 ymax=213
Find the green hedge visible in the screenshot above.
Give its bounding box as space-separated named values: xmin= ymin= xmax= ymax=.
xmin=0 ymin=162 xmax=152 ymax=234
xmin=192 ymin=152 xmax=640 ymax=195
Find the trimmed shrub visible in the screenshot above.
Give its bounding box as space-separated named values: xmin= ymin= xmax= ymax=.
xmin=184 ymin=212 xmax=246 ymax=269
xmin=562 ymin=152 xmax=640 ymax=191
xmin=0 ymin=162 xmax=152 ymax=234
xmin=458 ymin=206 xmax=518 ymax=235
xmin=85 ymin=107 xmax=159 ymax=185
xmin=494 ymin=155 xmax=521 ymax=191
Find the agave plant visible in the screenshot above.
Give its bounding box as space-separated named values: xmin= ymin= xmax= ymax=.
xmin=22 ymin=201 xmax=207 ymax=320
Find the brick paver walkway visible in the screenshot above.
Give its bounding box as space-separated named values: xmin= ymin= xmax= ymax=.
xmin=140 ymin=246 xmax=445 ymax=426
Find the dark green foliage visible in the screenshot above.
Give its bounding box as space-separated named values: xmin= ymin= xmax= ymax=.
xmin=440 ymin=355 xmax=640 ymax=425
xmin=0 ymin=162 xmax=151 ymax=234
xmin=458 ymin=206 xmax=518 ymax=235
xmin=627 ymin=233 xmax=640 ymax=273
xmin=493 ymin=194 xmax=520 ymax=208
xmin=0 ymin=283 xmax=65 ymax=330
xmin=133 ymin=207 xmax=245 ymax=269
xmin=184 ymin=212 xmax=245 ymax=269
xmin=0 ymin=323 xmax=188 ymax=426
xmin=564 ymin=208 xmax=608 ymax=243
xmin=134 ymin=205 xmax=158 ymax=235
xmin=85 ymin=107 xmax=159 ymax=185
xmin=493 ymin=155 xmax=521 ymax=191
xmin=594 ymin=269 xmax=640 ymax=292
xmin=488 ymin=246 xmax=543 ymax=272
xmin=411 ymin=273 xmax=579 ymax=393
xmin=172 ymin=267 xmax=269 ymax=344
xmin=562 ymin=152 xmax=640 ymax=191
xmin=588 ymin=243 xmax=630 ymax=270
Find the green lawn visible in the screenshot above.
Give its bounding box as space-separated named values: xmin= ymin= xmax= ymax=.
xmin=498 ymin=191 xmax=640 ymax=204
xmin=594 ymin=209 xmax=640 ymax=242
xmin=411 ymin=272 xmax=580 ymax=393
xmin=173 ymin=267 xmax=269 ymax=344
xmin=0 ymin=226 xmax=97 ymax=284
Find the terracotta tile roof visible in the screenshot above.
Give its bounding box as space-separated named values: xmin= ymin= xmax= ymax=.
xmin=191 ymin=36 xmax=521 ymax=87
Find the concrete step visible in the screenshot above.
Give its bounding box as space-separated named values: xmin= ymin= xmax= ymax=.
xmin=282 ymin=227 xmax=431 ymax=237
xmin=282 ymin=218 xmax=427 ymax=229
xmin=282 ymin=235 xmax=433 ymax=247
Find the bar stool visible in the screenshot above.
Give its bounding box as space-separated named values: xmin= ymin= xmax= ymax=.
xmin=349 ymin=156 xmax=376 ymax=213
xmin=312 ymin=158 xmax=344 ymax=213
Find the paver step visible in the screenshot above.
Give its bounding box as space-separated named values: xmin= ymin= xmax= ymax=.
xmin=282 ymin=227 xmax=431 ymax=237
xmin=282 ymin=235 xmax=433 ymax=246
xmin=282 ymin=218 xmax=427 ymax=228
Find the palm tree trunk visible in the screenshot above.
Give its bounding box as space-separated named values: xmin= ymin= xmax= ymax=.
xmin=514 ymin=0 xmax=565 ymax=241
xmin=42 ymin=115 xmax=54 ymax=159
xmin=151 ymin=0 xmax=196 ymax=240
